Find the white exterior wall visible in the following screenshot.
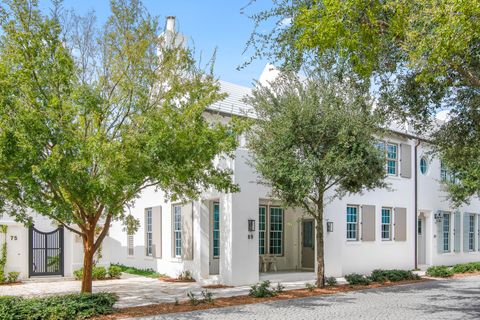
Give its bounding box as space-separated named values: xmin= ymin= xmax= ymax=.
xmin=0 ymin=212 xmax=101 ymax=279
xmin=417 ymin=143 xmax=480 ymax=266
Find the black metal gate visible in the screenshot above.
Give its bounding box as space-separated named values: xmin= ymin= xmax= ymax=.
xmin=29 ymin=226 xmax=64 ymax=277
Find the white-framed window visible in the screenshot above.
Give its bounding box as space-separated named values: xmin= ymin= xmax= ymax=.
xmin=375 ymin=141 xmax=398 ymax=175
xmin=258 ymin=205 xmax=284 ymax=256
xmin=443 ymin=212 xmax=451 ymax=252
xmin=381 ymin=208 xmax=392 ymax=240
xmin=346 ymin=206 xmax=359 ymax=241
xmin=386 ymin=143 xmax=398 ymax=175
xmin=145 ymin=208 xmax=153 ymax=256
xmin=440 ymin=161 xmax=457 ymax=183
xmin=213 ymin=202 xmax=220 ymax=258
xmin=420 ymin=156 xmax=428 ymax=175
xmin=269 ymin=207 xmax=284 ymax=255
xmin=173 ymin=205 xmax=182 ymax=258
xmin=127 ymin=234 xmax=134 ymax=256
xmin=468 ymin=214 xmax=475 ymax=252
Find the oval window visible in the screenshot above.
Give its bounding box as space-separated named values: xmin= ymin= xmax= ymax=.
xmin=420 ymin=157 xmax=428 ymax=175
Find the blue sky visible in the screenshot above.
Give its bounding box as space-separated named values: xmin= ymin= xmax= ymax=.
xmin=39 ymin=0 xmax=272 ymax=87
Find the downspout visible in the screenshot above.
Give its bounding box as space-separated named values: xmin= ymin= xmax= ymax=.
xmin=414 ymin=139 xmax=421 ymax=269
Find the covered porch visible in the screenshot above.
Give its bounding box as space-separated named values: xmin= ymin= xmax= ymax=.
xmin=258 ymin=201 xmax=316 ymax=276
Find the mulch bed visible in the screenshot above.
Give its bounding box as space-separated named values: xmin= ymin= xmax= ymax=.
xmin=95 ymin=278 xmax=429 ymax=319
xmin=451 ymin=271 xmax=480 ymax=279
xmin=202 ymin=284 xmax=234 ymax=289
xmin=158 ymin=276 xmax=195 ymax=283
xmin=0 ymin=281 xmax=22 ymax=286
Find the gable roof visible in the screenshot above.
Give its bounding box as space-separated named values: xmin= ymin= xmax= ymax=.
xmin=207 ymin=80 xmax=254 ymax=117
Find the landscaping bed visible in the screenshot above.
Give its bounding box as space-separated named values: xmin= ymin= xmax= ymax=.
xmin=0 ymin=292 xmax=117 ymax=320
xmin=95 ymin=278 xmax=428 ymax=319
xmin=426 ymin=262 xmax=480 ymax=278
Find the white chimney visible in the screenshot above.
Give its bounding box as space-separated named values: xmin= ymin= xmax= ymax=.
xmin=166 ymin=16 xmax=176 ymax=33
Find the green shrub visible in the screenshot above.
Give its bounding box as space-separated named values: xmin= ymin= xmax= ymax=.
xmin=108 ymin=265 xmax=122 ymax=279
xmin=249 ymin=280 xmax=279 ymax=298
xmin=370 ymin=269 xmax=419 ymax=283
xmin=468 ymin=262 xmax=480 ymax=271
xmin=0 ymin=293 xmax=117 ymax=320
xmin=201 ymin=289 xmax=214 ymax=303
xmin=452 ymin=263 xmax=476 ymax=274
xmin=73 ymin=268 xmax=83 ymax=280
xmin=426 ymin=265 xmax=454 ymax=278
xmin=345 ymin=273 xmax=371 ymax=285
xmin=0 ymin=270 xmax=5 ymax=283
xmin=92 ymin=266 xmax=107 ymax=280
xmin=305 ymin=282 xmax=315 ymax=291
xmin=325 ymin=277 xmax=337 ymax=286
xmin=187 ymin=292 xmax=199 ymax=306
xmin=7 ymin=272 xmax=19 ymax=283
xmin=110 ymin=263 xmax=164 ymax=278
xmin=74 ymin=266 xmax=108 ymax=281
xmin=178 ymin=270 xmax=194 ymax=281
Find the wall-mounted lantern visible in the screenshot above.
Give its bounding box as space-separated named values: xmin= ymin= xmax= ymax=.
xmin=327 ymin=221 xmax=334 ymax=233
xmin=248 ymin=219 xmax=255 ymax=232
xmin=434 ymin=211 xmax=443 ymax=223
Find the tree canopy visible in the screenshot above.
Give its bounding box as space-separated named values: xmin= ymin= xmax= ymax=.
xmin=247 ymin=0 xmax=480 ymax=204
xmin=246 ymin=70 xmax=386 ymax=286
xmin=0 ymin=0 xmax=244 ymax=292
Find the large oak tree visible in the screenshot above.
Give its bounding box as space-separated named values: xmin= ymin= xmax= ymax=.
xmin=246 ymin=70 xmax=386 ymax=287
xmin=0 ymin=0 xmax=243 ymax=292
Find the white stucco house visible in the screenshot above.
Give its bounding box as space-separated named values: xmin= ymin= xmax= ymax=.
xmin=1 ymin=17 xmax=479 ymax=285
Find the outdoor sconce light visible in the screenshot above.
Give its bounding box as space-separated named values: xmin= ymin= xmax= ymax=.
xmin=327 ymin=221 xmax=334 ymax=233
xmin=248 ymin=219 xmax=255 ymax=232
xmin=434 ymin=211 xmax=443 ymax=223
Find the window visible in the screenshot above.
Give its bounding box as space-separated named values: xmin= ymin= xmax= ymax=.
xmin=145 ymin=208 xmax=153 ymax=256
xmin=443 ymin=212 xmax=450 ymax=252
xmin=173 ymin=205 xmax=182 ymax=258
xmin=417 ymin=219 xmax=422 ymax=236
xmin=375 ymin=141 xmax=398 ymax=175
xmin=346 ymin=206 xmax=358 ymax=241
xmin=213 ymin=202 xmax=220 ymax=258
xmin=420 ymin=157 xmax=428 ymax=175
xmin=127 ymin=234 xmax=134 ymax=256
xmin=386 ymin=144 xmax=398 ymax=175
xmin=258 ymin=205 xmax=284 ymax=256
xmin=269 ymin=207 xmax=284 ymax=255
xmin=469 ymin=214 xmax=475 ymax=252
xmin=440 ymin=161 xmax=457 ymax=183
xmin=381 ymin=208 xmax=392 ymax=240
xmin=259 ymin=206 xmax=266 ymax=255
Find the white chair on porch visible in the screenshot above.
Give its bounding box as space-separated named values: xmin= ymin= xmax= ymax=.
xmin=260 ymin=254 xmax=278 ymax=272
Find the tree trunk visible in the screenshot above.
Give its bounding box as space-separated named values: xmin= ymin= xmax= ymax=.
xmin=81 ymin=232 xmax=95 ymax=293
xmin=315 ymin=198 xmax=325 ymax=288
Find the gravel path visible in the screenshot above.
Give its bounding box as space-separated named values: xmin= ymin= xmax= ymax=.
xmin=133 ymin=276 xmax=480 ymax=320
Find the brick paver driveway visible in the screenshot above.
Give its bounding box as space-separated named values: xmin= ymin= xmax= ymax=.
xmin=137 ymin=276 xmax=480 ymax=320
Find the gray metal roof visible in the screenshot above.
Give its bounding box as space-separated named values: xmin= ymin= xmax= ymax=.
xmin=207 ymin=80 xmax=254 ymax=117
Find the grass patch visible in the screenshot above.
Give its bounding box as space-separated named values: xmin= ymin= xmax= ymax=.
xmin=0 ymin=292 xmax=117 ymax=320
xmin=111 ymin=263 xmax=166 ymax=278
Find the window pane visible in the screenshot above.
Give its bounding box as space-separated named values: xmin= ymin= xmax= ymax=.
xmin=269 ymin=207 xmax=283 ymax=255
xmin=174 ymin=205 xmax=182 ymax=257
xmin=443 ymin=213 xmax=450 ymax=252
xmin=346 ymin=206 xmax=358 ymax=240
xmin=259 ymin=206 xmax=266 ymax=255
xmin=213 ymin=203 xmax=220 ymax=257
xmin=381 ymin=208 xmax=391 ymax=240
xmin=146 ymin=208 xmax=153 ymax=256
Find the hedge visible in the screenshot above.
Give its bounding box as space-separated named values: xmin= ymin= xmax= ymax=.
xmin=0 ymin=292 xmax=118 ymax=320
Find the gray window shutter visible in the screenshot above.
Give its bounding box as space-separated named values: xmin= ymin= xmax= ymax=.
xmin=181 ymin=202 xmax=194 ymax=260
xmin=454 ymin=211 xmax=461 ymax=253
xmin=394 ymin=207 xmax=407 ymax=241
xmin=478 ymin=214 xmax=480 ymax=252
xmin=463 ymin=212 xmax=470 ymax=252
xmin=436 ymin=211 xmax=444 ymax=253
xmin=361 ymin=205 xmax=375 ymax=241
xmin=400 ymin=144 xmax=412 ymax=178
xmin=152 ymin=206 xmax=162 ymax=258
